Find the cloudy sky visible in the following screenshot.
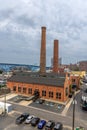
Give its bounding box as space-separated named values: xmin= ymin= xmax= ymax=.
xmin=0 ymin=0 xmax=87 ymax=66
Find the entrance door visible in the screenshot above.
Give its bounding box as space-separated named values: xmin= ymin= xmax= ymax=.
xmin=34 ymin=89 xmax=40 ymax=97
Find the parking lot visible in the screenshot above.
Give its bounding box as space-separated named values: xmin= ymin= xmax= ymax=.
xmin=0 ymin=111 xmax=71 ymax=130
xmin=29 ymin=99 xmax=65 ymax=113
xmin=0 ymin=94 xmax=72 ymax=130
xmin=0 ymin=93 xmax=86 ymax=129
xmin=8 ymin=95 xmax=65 ymax=114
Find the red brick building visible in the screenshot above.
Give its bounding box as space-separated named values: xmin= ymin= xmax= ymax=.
xmin=69 ymin=74 xmax=80 ymax=89
xmin=79 ymin=61 xmax=87 ymax=71
xmin=7 ymin=72 xmax=70 ymax=102
xmin=6 ymin=26 xmax=80 ymax=103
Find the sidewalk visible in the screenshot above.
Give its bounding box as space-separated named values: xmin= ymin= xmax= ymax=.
xmin=19 ymin=100 xmax=32 ymax=106
xmin=61 ymin=98 xmax=73 ymax=116
xmin=0 ymin=93 xmax=17 ymax=101
xmin=61 ymin=90 xmax=80 ymax=116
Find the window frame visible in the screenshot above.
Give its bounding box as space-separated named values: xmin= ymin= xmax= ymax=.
xmin=42 ymin=90 xmax=46 ymax=96
xmin=49 ymin=91 xmax=53 ymax=98
xmin=23 ymin=87 xmax=26 ymax=93
xmin=18 ymin=86 xmax=21 ymax=92
xmin=56 ymin=92 xmax=61 ymax=99
xmin=28 ymin=88 xmax=32 ymax=94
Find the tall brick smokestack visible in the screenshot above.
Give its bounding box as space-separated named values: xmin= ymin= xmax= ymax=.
xmin=53 ymin=40 xmax=59 ymax=73
xmin=40 ymin=27 xmax=46 ymax=74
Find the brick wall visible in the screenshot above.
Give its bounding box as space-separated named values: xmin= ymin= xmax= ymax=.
xmin=70 ymin=75 xmax=80 ymax=89
xmin=7 ymin=81 xmax=69 ymax=102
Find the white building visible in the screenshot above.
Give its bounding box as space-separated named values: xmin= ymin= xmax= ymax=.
xmin=0 ymin=102 xmax=13 ymax=114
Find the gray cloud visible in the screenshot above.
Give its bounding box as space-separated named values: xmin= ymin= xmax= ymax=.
xmin=0 ymin=0 xmax=87 ymax=65
xmin=14 ymin=15 xmax=36 ymax=28
xmin=0 ymin=9 xmax=14 ymax=20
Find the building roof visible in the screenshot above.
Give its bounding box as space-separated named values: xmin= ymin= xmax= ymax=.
xmin=7 ymin=72 xmax=66 ymax=87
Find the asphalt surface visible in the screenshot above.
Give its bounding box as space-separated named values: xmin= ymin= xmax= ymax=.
xmin=8 ymin=95 xmax=65 ymax=113
xmin=29 ymin=100 xmax=64 ymax=113
xmin=0 ymin=92 xmax=87 ymax=130
xmin=67 ymin=91 xmax=87 ymax=121
xmin=0 ymin=112 xmax=71 ymax=130
xmin=6 ymin=101 xmax=87 ymax=129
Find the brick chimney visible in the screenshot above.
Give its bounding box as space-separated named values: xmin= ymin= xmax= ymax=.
xmin=53 ymin=40 xmax=59 ymax=73
xmin=40 ymin=27 xmax=46 ymax=74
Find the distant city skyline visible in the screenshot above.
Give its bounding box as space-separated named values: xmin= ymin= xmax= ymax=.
xmin=0 ymin=0 xmax=87 ymax=66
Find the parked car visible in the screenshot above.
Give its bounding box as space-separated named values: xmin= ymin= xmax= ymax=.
xmin=39 ymin=99 xmax=45 ymax=104
xmin=16 ymin=113 xmax=29 ymax=124
xmin=45 ymin=120 xmax=55 ymax=130
xmin=38 ymin=120 xmax=46 ymax=129
xmin=25 ymin=115 xmax=35 ymax=124
xmin=45 ymin=101 xmax=50 ymax=106
xmin=35 ymin=100 xmax=40 ymax=104
xmin=31 ymin=117 xmax=40 ymax=126
xmin=35 ymin=99 xmax=45 ymax=104
xmin=57 ymin=104 xmax=63 ymax=110
xmin=49 ymin=102 xmax=55 ymax=107
xmin=54 ymin=122 xmax=63 ymax=130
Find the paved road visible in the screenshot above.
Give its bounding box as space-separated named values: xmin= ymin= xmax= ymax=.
xmin=67 ymin=91 xmax=87 ymax=121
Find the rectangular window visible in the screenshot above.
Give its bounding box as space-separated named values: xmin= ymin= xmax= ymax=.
xmin=49 ymin=91 xmax=53 ymax=98
xmin=23 ymin=88 xmax=26 ymax=93
xmin=66 ymin=88 xmax=68 ymax=96
xmin=28 ymin=88 xmax=32 ymax=94
xmin=72 ymin=79 xmax=75 ymax=82
xmin=13 ymin=86 xmax=16 ymax=91
xmin=56 ymin=92 xmax=61 ymax=99
xmin=42 ymin=90 xmax=46 ymax=96
xmin=18 ymin=87 xmax=21 ymax=92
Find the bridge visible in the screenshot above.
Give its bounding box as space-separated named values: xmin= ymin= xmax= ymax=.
xmin=0 ymin=63 xmax=50 ymax=72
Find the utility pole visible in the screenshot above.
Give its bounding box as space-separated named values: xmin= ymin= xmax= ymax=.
xmin=72 ymin=89 xmax=77 ymax=130
xmin=4 ymin=88 xmax=7 ymax=115
xmin=72 ymin=95 xmax=75 ymax=130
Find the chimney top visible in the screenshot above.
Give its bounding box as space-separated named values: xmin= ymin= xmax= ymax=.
xmin=41 ymin=26 xmax=46 ymax=30
xmin=54 ymin=39 xmax=58 ymax=42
